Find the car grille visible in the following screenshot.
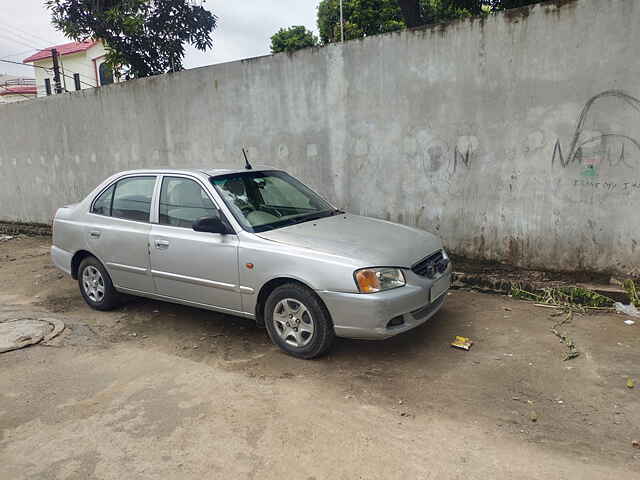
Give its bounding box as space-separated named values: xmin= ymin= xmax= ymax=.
xmin=412 ymin=250 xmax=449 ymax=278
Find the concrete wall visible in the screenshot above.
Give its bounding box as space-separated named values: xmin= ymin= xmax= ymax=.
xmin=1 ymin=0 xmax=639 ymax=274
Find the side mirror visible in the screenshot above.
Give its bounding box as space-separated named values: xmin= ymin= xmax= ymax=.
xmin=192 ymin=214 xmax=232 ymax=234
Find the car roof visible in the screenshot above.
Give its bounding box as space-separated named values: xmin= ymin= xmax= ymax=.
xmin=112 ymin=166 xmax=278 ymax=177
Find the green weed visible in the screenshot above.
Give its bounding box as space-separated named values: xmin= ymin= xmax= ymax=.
xmin=623 ymin=279 xmax=640 ymax=307
xmin=510 ymin=285 xmax=614 ymax=311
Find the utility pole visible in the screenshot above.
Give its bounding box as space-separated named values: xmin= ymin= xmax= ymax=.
xmin=51 ymin=48 xmax=63 ymax=94
xmin=339 ymin=0 xmax=344 ymax=42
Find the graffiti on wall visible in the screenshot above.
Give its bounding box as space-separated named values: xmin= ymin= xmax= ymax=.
xmin=452 ymin=136 xmax=479 ymax=174
xmin=418 ymin=133 xmax=479 ymax=176
xmin=552 ymin=90 xmax=640 ymax=177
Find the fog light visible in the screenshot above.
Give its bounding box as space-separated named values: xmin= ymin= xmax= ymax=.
xmin=387 ymin=315 xmax=404 ymax=328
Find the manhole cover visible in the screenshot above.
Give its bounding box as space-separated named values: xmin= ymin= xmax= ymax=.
xmin=0 ymin=317 xmax=65 ymax=353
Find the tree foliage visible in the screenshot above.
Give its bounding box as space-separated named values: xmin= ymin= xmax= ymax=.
xmin=318 ymin=0 xmax=405 ymax=44
xmin=270 ymin=26 xmax=318 ymax=54
xmin=45 ymin=0 xmax=217 ymax=78
xmin=318 ymin=0 xmax=546 ymax=43
xmin=486 ymin=0 xmax=544 ymax=9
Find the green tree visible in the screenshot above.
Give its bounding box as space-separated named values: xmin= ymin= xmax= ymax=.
xmin=492 ymin=0 xmax=543 ymax=8
xmin=319 ymin=0 xmax=546 ymax=43
xmin=45 ymin=0 xmax=217 ymax=78
xmin=270 ymin=26 xmax=318 ymax=54
xmin=317 ymin=0 xmax=405 ymax=44
xmin=397 ymin=0 xmax=480 ymax=27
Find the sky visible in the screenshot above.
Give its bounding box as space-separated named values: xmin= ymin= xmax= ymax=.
xmin=0 ymin=0 xmax=320 ymax=77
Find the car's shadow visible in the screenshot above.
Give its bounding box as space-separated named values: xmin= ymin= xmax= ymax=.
xmin=114 ymin=294 xmax=466 ymax=374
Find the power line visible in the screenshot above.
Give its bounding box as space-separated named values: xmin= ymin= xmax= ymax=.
xmin=0 ymin=58 xmax=96 ymax=89
xmin=1 ymin=58 xmax=95 ymax=88
xmin=0 ymin=32 xmax=44 ymax=53
xmin=0 ymin=28 xmax=62 ymax=68
xmin=1 ymin=45 xmax=99 ymax=87
xmin=0 ymin=27 xmax=101 ymax=87
xmin=0 ymin=48 xmax=39 ymax=61
xmin=0 ymin=20 xmax=57 ymax=47
xmin=0 ymin=20 xmax=54 ymax=44
xmin=0 ymin=30 xmax=44 ymax=51
xmin=0 ymin=39 xmax=101 ymax=87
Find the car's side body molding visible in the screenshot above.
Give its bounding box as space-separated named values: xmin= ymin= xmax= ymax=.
xmin=116 ymin=286 xmax=256 ymax=319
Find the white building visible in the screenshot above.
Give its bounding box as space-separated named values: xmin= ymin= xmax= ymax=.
xmin=23 ymin=40 xmax=117 ymax=97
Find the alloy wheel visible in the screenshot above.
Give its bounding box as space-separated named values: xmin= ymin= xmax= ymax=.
xmin=273 ymin=298 xmax=315 ymax=347
xmin=82 ymin=265 xmax=105 ymax=303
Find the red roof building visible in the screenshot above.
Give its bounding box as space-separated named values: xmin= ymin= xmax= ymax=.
xmin=0 ymin=76 xmax=37 ymax=104
xmin=0 ymin=85 xmax=37 ymax=96
xmin=21 ymin=40 xmax=117 ymax=97
xmin=23 ymin=41 xmax=98 ymax=64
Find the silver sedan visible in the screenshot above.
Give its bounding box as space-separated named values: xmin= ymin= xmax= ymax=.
xmin=51 ymin=168 xmax=451 ymax=358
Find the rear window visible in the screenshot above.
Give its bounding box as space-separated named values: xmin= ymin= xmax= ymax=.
xmin=111 ymin=176 xmax=156 ymax=222
xmin=91 ymin=176 xmax=156 ymax=222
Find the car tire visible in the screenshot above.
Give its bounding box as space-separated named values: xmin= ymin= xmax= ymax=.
xmin=264 ymin=283 xmax=335 ymax=359
xmin=78 ymin=256 xmax=121 ymax=311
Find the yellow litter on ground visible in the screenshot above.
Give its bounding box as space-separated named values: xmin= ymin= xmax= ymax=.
xmin=451 ymin=336 xmax=473 ymax=351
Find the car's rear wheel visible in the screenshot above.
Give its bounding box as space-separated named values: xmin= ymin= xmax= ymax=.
xmin=264 ymin=283 xmax=334 ymax=359
xmin=78 ymin=256 xmax=120 ymax=311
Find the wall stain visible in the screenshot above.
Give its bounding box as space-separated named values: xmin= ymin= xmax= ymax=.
xmin=544 ymin=0 xmax=579 ymax=13
xmin=427 ymin=144 xmax=444 ymax=171
xmin=506 ymin=237 xmax=521 ymax=265
xmin=503 ymin=5 xmax=531 ymax=23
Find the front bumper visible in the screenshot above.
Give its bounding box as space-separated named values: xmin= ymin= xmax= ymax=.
xmin=318 ymin=268 xmax=451 ymax=340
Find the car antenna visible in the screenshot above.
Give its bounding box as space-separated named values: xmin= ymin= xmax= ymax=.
xmin=242 ymin=148 xmax=253 ymax=170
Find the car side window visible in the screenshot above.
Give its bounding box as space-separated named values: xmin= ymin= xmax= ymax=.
xmin=111 ymin=176 xmax=156 ymax=222
xmin=91 ymin=184 xmax=115 ymax=216
xmin=159 ymin=177 xmax=217 ymax=228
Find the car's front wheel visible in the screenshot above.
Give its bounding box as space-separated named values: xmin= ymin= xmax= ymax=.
xmin=78 ymin=256 xmax=121 ymax=311
xmin=264 ymin=283 xmax=335 ymax=359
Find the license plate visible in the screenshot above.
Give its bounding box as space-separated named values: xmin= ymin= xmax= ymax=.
xmin=430 ymin=274 xmax=449 ymax=302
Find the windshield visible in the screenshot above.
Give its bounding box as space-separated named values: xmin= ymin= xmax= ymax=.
xmin=210 ymin=171 xmax=336 ymax=233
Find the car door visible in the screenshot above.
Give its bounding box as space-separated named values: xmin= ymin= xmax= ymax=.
xmin=87 ymin=175 xmax=157 ymax=293
xmin=149 ymin=175 xmax=242 ymax=312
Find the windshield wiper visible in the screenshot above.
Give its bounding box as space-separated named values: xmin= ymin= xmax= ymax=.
xmin=260 ymin=209 xmax=343 ymax=232
xmin=278 ymin=210 xmax=337 ymax=227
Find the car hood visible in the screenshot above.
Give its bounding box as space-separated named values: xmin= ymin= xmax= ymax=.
xmin=255 ymin=214 xmax=442 ymax=267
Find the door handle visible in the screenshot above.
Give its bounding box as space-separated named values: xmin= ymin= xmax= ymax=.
xmin=89 ymin=230 xmax=101 ymax=239
xmin=154 ymin=239 xmax=170 ymax=249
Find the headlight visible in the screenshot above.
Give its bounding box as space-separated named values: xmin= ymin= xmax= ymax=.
xmin=354 ymin=267 xmax=406 ymax=294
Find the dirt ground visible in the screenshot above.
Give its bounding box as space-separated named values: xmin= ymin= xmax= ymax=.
xmin=0 ymin=236 xmax=639 ymax=479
